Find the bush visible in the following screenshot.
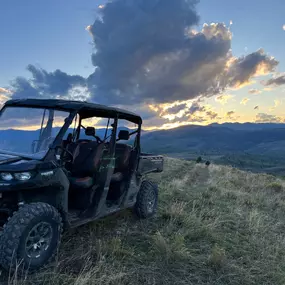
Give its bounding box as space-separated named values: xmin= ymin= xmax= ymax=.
xmin=267 ymin=182 xmax=283 ymax=193
xmin=196 ymin=156 xmax=202 ymax=163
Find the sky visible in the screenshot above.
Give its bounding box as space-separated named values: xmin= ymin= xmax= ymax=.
xmin=1 ymin=0 xmax=285 ymax=130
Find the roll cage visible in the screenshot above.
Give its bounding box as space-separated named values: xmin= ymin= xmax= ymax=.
xmin=1 ymin=98 xmax=143 ymax=161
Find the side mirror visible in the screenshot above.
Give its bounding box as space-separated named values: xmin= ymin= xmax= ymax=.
xmin=118 ymin=130 xmax=130 ymax=140
xmin=85 ymin=127 xmax=96 ymax=137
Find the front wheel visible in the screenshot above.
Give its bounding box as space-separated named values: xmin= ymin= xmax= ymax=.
xmin=0 ymin=202 xmax=62 ymax=272
xmin=134 ymin=180 xmax=158 ymax=219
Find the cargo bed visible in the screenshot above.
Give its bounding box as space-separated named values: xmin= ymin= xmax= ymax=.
xmin=137 ymin=153 xmax=164 ymax=175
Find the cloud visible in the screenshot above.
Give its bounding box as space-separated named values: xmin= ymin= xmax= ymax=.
xmin=146 ymin=100 xmax=220 ymax=128
xmin=169 ymin=105 xmax=219 ymax=126
xmin=274 ymin=99 xmax=281 ymax=107
xmin=240 ymin=97 xmax=249 ymax=105
xmin=225 ymin=110 xmax=239 ymax=120
xmin=10 ymin=65 xmax=86 ymax=100
xmin=164 ymin=103 xmax=187 ymax=114
xmin=160 ymin=101 xmax=206 ymax=121
xmin=255 ymin=113 xmax=284 ymax=123
xmin=0 ymin=94 xmax=9 ymax=106
xmin=206 ymin=110 xmax=219 ymax=119
xmin=264 ymin=73 xmax=285 ymax=87
xmin=0 ymin=88 xmax=11 ymax=95
xmin=269 ymin=99 xmax=281 ymax=111
xmin=254 ymin=105 xmax=259 ymax=110
xmin=87 ymin=0 xmax=232 ymax=105
xmin=5 ymin=0 xmax=282 ymax=132
xmin=85 ymin=25 xmax=92 ymax=33
xmin=0 ymin=88 xmax=11 ymax=106
xmin=2 ymin=67 xmax=89 ymax=127
xmin=85 ymin=0 xmax=278 ymax=106
xmin=215 ymin=94 xmax=233 ymax=105
xmin=249 ymin=88 xmax=261 ymax=94
xmin=263 ymin=87 xmax=273 ymax=92
xmin=143 ymin=115 xmax=174 ymax=130
xmin=226 ymin=111 xmax=235 ymax=117
xmin=189 ymin=102 xmax=206 ymax=114
xmin=224 ymin=49 xmax=278 ymax=89
xmin=269 ymin=99 xmax=282 ymax=111
xmin=128 ymin=104 xmax=158 ymax=120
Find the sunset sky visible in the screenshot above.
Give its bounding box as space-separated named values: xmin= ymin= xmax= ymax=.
xmin=1 ymin=0 xmax=285 ymax=130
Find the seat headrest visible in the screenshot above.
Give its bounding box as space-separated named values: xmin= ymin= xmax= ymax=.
xmin=85 ymin=127 xmax=95 ymax=137
xmin=118 ymin=130 xmax=130 ymax=140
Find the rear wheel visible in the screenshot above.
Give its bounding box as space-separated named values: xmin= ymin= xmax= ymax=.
xmin=134 ymin=180 xmax=158 ymax=219
xmin=0 ymin=202 xmax=62 ymax=272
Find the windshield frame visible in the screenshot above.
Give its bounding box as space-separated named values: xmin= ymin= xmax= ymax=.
xmin=0 ymin=105 xmax=76 ymax=161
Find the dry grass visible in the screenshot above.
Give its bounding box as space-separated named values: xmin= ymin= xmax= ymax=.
xmin=3 ymin=157 xmax=285 ymax=284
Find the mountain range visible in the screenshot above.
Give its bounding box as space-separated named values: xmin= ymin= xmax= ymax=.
xmin=1 ymin=123 xmax=285 ymax=174
xmin=141 ymin=123 xmax=285 ymax=175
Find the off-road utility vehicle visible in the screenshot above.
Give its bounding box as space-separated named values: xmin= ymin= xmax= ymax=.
xmin=0 ymin=99 xmax=163 ymax=272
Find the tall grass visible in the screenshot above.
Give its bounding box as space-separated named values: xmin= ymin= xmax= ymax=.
xmin=3 ymin=157 xmax=285 ymax=284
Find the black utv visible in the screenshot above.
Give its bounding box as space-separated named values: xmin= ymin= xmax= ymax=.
xmin=0 ymin=99 xmax=163 ymax=272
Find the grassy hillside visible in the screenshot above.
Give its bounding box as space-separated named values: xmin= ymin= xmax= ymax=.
xmin=4 ymin=158 xmax=285 ymax=284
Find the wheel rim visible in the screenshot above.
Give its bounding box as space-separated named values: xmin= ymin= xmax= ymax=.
xmin=25 ymin=222 xmax=53 ymax=258
xmin=146 ymin=189 xmax=156 ymax=213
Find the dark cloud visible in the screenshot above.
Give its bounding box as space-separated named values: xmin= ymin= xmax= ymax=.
xmin=11 ymin=65 xmax=86 ymax=100
xmin=255 ymin=113 xmax=284 ymax=123
xmin=165 ymin=103 xmax=187 ymax=114
xmin=224 ymin=49 xmax=278 ymax=88
xmin=264 ymin=74 xmax=285 ymax=87
xmin=27 ymin=65 xmax=86 ymax=95
xmin=206 ymin=110 xmax=218 ymax=119
xmin=172 ymin=108 xmax=219 ymax=124
xmin=189 ymin=102 xmax=205 ymax=114
xmin=129 ymin=104 xmax=158 ymax=120
xmin=226 ymin=111 xmax=235 ymax=117
xmin=86 ymin=0 xmax=278 ymax=105
xmin=4 ymin=66 xmax=87 ymax=125
xmin=87 ymin=0 xmax=234 ymax=105
xmin=11 ymin=77 xmax=41 ymax=99
xmin=163 ymin=102 xmax=206 ymax=118
xmin=143 ymin=116 xmax=169 ymax=128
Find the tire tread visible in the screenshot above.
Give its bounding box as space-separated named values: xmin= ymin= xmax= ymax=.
xmin=0 ymin=202 xmax=62 ymax=272
xmin=135 ymin=180 xmax=158 ymax=219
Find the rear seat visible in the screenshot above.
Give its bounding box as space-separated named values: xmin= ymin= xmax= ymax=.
xmin=111 ymin=143 xmax=132 ymax=182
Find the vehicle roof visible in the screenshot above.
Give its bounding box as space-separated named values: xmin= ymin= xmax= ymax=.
xmin=4 ymin=98 xmax=142 ymax=124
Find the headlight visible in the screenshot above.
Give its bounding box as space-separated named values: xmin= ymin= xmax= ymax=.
xmin=0 ymin=173 xmax=13 ymax=181
xmin=14 ymin=172 xmax=32 ymax=181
